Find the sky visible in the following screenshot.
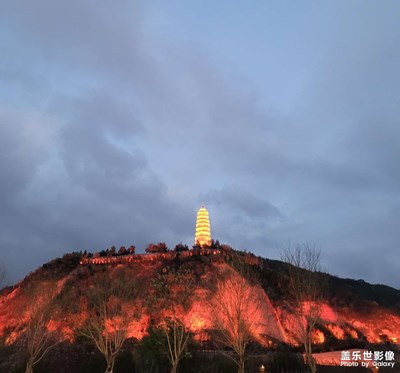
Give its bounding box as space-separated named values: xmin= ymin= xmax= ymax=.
xmin=1 ymin=1 xmax=399 ymax=288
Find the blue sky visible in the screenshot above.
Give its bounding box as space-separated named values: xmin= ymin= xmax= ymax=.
xmin=1 ymin=1 xmax=400 ymax=288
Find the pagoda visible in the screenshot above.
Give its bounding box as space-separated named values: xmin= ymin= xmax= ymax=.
xmin=195 ymin=206 xmax=211 ymax=246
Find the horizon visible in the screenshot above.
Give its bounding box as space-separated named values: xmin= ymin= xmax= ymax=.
xmin=5 ymin=242 xmax=398 ymax=291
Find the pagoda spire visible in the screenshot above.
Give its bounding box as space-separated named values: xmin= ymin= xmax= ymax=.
xmin=195 ymin=206 xmax=211 ymax=246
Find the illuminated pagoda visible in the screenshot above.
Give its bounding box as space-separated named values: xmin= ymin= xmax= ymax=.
xmin=195 ymin=206 xmax=211 ymax=246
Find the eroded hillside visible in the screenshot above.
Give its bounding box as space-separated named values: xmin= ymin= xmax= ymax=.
xmin=0 ymin=248 xmax=399 ymax=372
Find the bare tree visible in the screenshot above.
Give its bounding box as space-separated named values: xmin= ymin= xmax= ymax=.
xmin=162 ymin=317 xmax=192 ymax=373
xmin=281 ymin=243 xmax=324 ymax=373
xmin=212 ymin=270 xmax=262 ymax=373
xmin=149 ymin=267 xmax=195 ymax=373
xmin=81 ymin=271 xmax=140 ymax=373
xmin=24 ymin=284 xmax=59 ymax=373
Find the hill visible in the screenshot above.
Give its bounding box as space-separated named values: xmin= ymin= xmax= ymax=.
xmin=0 ymin=247 xmax=399 ymax=372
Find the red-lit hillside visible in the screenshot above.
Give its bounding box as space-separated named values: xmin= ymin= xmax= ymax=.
xmin=0 ymin=247 xmax=399 ymax=372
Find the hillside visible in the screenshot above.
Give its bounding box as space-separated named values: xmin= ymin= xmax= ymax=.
xmin=0 ymin=247 xmax=399 ymax=372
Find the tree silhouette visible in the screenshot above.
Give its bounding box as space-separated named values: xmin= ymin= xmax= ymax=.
xmin=281 ymin=243 xmax=324 ymax=373
xmin=148 ymin=267 xmax=195 ymax=373
xmin=81 ymin=269 xmax=141 ymax=373
xmin=23 ymin=284 xmax=59 ymax=373
xmin=145 ymin=242 xmax=168 ymax=254
xmin=173 ymin=243 xmax=189 ymax=252
xmin=212 ymin=268 xmax=263 ymax=373
xmin=118 ymin=246 xmax=127 ymax=255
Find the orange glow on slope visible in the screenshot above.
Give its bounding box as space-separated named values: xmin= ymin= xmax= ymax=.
xmin=1 ymin=257 xmax=400 ymax=353
xmin=206 ymin=265 xmax=288 ymax=346
xmin=47 ymin=319 xmax=75 ymax=342
xmin=312 ymin=329 xmax=325 ymax=344
xmin=276 ymin=308 xmax=303 ymax=345
xmin=5 ymin=331 xmax=18 ymax=345
xmin=301 ymin=302 xmax=338 ymax=323
xmin=184 ymin=289 xmax=214 ymax=332
xmin=346 ymin=328 xmax=358 ymax=339
xmin=126 ymin=314 xmax=150 ymax=340
xmin=326 ymin=324 xmax=345 ymax=340
xmin=189 ymin=315 xmax=207 ymax=332
xmin=176 ymin=264 xmax=288 ymax=346
xmin=349 ymin=308 xmax=400 ymax=343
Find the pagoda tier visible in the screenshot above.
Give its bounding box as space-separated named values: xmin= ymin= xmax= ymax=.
xmin=195 ymin=206 xmax=211 ymax=246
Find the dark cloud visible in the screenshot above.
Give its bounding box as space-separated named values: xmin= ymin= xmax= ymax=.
xmin=0 ymin=1 xmax=399 ymax=288
xmin=204 ymin=186 xmax=281 ymax=220
xmin=0 ymin=96 xmax=192 ymax=283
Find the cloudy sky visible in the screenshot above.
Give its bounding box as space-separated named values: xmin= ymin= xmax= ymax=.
xmin=1 ymin=1 xmax=399 ymax=288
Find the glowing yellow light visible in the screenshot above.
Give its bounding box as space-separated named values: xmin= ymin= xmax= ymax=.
xmin=195 ymin=206 xmax=211 ymax=246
